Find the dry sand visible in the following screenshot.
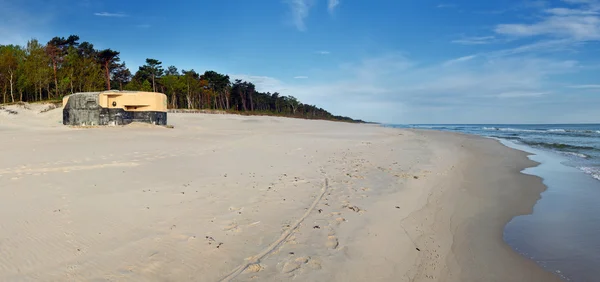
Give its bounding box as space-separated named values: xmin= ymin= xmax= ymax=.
xmin=0 ymin=104 xmax=560 ymax=281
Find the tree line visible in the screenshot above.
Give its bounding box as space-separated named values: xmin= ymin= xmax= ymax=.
xmin=0 ymin=35 xmax=363 ymax=123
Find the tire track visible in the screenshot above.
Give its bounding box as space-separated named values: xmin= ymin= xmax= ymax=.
xmin=219 ymin=178 xmax=329 ymax=282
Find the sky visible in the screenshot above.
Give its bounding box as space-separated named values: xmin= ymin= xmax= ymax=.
xmin=1 ymin=0 xmax=600 ymax=124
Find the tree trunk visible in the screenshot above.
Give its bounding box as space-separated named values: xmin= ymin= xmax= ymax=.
xmin=152 ymin=75 xmax=156 ymax=92
xmin=225 ymin=90 xmax=230 ymax=110
xmin=240 ymin=90 xmax=247 ymax=111
xmin=186 ymin=82 xmax=192 ymax=109
xmin=52 ymin=59 xmax=58 ymax=98
xmin=9 ymin=72 xmax=15 ymax=103
xmin=171 ymin=92 xmax=177 ymax=109
xmin=219 ymin=92 xmax=225 ymax=109
xmin=119 ymin=81 xmax=123 ymax=91
xmin=105 ymin=62 xmax=111 ymax=90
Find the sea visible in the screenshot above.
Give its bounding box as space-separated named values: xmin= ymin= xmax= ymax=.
xmin=386 ymin=124 xmax=600 ymax=282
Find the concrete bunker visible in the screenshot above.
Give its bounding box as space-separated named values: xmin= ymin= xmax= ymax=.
xmin=63 ymin=91 xmax=168 ymax=126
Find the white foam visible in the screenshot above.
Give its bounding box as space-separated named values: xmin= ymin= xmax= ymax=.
xmin=562 ymin=152 xmax=589 ymax=159
xmin=579 ymin=167 xmax=600 ymax=181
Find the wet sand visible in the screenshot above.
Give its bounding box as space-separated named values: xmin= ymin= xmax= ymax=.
xmin=0 ymin=104 xmax=560 ymax=281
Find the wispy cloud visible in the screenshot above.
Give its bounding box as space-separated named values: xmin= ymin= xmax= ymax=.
xmin=443 ymin=55 xmax=477 ymax=66
xmin=328 ymin=0 xmax=340 ymax=13
xmin=288 ymin=0 xmax=313 ymax=31
xmin=452 ymin=36 xmax=497 ymax=45
xmin=489 ymin=39 xmax=578 ymax=57
xmin=294 ymin=76 xmax=309 ymax=79
xmin=234 ymin=53 xmax=586 ymax=123
xmin=287 ymin=0 xmax=340 ymax=31
xmin=494 ymin=3 xmax=600 ymax=40
xmin=437 ymin=4 xmax=457 ymax=9
xmin=230 ymin=74 xmax=288 ymax=93
xmin=456 ymin=0 xmax=600 ymax=59
xmin=496 ymin=91 xmax=550 ymax=98
xmin=136 ymin=24 xmax=151 ymax=28
xmin=315 ymin=50 xmax=331 ymax=55
xmin=568 ymin=84 xmax=600 ymax=89
xmin=94 ymin=12 xmax=128 ymax=18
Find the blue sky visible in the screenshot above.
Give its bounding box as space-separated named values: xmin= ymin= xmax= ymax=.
xmin=1 ymin=0 xmax=600 ymax=123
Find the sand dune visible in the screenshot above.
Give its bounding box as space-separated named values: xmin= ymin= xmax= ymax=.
xmin=0 ymin=104 xmax=559 ymax=281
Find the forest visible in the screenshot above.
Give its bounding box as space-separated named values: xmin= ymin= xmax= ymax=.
xmin=0 ymin=35 xmax=363 ymax=123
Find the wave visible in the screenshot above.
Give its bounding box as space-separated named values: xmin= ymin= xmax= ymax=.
xmin=561 ymin=152 xmax=590 ymax=159
xmin=482 ymin=127 xmax=600 ymax=135
xmin=483 ymin=127 xmax=545 ymax=133
xmin=579 ymin=167 xmax=600 ymax=181
xmin=490 ymin=135 xmax=521 ymax=140
xmin=520 ymin=141 xmax=596 ymax=151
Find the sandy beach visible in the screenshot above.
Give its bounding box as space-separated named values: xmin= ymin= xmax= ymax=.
xmin=0 ymin=104 xmax=560 ymax=281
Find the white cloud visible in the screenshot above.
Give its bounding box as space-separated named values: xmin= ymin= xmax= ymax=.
xmin=294 ymin=76 xmax=309 ymax=79
xmin=568 ymin=84 xmax=600 ymax=88
xmin=287 ymin=0 xmax=313 ymax=31
xmin=316 ymin=50 xmax=331 ymax=55
xmin=136 ymin=24 xmax=151 ymax=28
xmin=451 ymin=0 xmax=600 ymax=64
xmin=545 ymin=7 xmax=599 ymax=15
xmin=231 ymin=53 xmax=584 ymax=123
xmin=452 ymin=36 xmax=497 ymax=45
xmin=328 ymin=0 xmax=340 ymax=13
xmin=488 ymin=39 xmax=577 ymax=57
xmin=287 ymin=0 xmax=340 ymax=31
xmin=495 ymin=1 xmax=600 ymax=40
xmin=443 ymin=55 xmax=477 ymax=66
xmin=230 ymin=74 xmax=288 ymax=93
xmin=496 ymin=91 xmax=550 ymax=98
xmin=94 ymin=12 xmax=128 ymax=18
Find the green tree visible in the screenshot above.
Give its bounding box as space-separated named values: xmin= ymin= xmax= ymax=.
xmin=139 ymin=58 xmax=163 ymax=92
xmin=97 ymin=49 xmax=120 ymax=90
xmin=162 ymin=65 xmax=181 ymax=107
xmin=112 ymin=62 xmax=132 ymax=91
xmin=203 ymin=71 xmax=230 ymax=109
xmin=141 ymin=80 xmax=152 ymax=92
xmin=46 ymin=35 xmax=79 ymax=97
xmin=182 ymin=69 xmax=200 ymax=109
xmin=76 ymin=42 xmax=103 ymax=93
xmin=287 ymin=96 xmax=300 ymax=114
xmin=0 ymin=45 xmax=25 ymax=103
xmin=23 ymin=39 xmax=51 ymax=101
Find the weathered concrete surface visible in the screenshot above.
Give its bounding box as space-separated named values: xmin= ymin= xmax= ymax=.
xmin=62 ymin=92 xmax=101 ymax=126
xmin=63 ymin=92 xmax=167 ymax=126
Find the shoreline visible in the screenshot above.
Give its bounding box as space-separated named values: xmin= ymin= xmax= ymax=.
xmin=0 ymin=107 xmax=561 ymax=281
xmin=410 ymin=130 xmax=560 ymax=281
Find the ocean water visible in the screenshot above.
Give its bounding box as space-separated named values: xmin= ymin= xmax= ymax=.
xmin=386 ymin=124 xmax=600 ymax=281
xmin=388 ymin=124 xmax=600 ymax=181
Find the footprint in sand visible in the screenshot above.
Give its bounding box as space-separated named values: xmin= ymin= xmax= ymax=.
xmin=223 ymin=222 xmax=240 ymax=232
xmin=326 ymin=236 xmax=339 ymax=249
xmin=246 ymin=264 xmax=264 ymax=273
xmin=282 ymin=256 xmax=310 ymax=273
xmin=332 ymin=217 xmax=346 ymax=226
